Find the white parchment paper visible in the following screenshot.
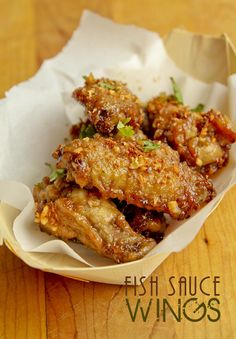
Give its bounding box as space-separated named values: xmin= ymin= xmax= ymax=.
xmin=0 ymin=11 xmax=236 ymax=268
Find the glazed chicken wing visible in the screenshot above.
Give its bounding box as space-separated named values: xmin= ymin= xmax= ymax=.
xmin=53 ymin=135 xmax=215 ymax=219
xmin=147 ymin=94 xmax=236 ymax=175
xmin=122 ymin=204 xmax=166 ymax=242
xmin=72 ymin=73 xmax=144 ymax=134
xmin=33 ymin=177 xmax=156 ymax=263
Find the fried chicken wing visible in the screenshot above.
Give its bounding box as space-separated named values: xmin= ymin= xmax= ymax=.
xmin=72 ymin=73 xmax=143 ymax=134
xmin=147 ymin=94 xmax=236 ymax=175
xmin=122 ymin=205 xmax=166 ymax=242
xmin=53 ymin=135 xmax=215 ymax=219
xmin=33 ymin=177 xmax=156 ymax=263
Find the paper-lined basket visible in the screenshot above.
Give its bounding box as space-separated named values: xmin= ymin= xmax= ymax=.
xmin=0 ymin=12 xmax=236 ymax=285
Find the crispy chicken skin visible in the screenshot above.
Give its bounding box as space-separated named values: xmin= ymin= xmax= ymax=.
xmin=147 ymin=94 xmax=236 ymax=175
xmin=72 ymin=74 xmax=144 ymax=134
xmin=53 ymin=135 xmax=215 ymax=219
xmin=33 ymin=177 xmax=156 ymax=263
xmin=122 ymin=205 xmax=166 ymax=242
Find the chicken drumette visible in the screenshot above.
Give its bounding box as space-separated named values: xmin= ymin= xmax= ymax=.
xmin=72 ymin=74 xmax=144 ymax=134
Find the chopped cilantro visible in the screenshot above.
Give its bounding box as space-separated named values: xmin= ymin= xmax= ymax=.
xmin=170 ymin=77 xmax=183 ymax=104
xmin=82 ymin=75 xmax=87 ymax=80
xmin=191 ymin=103 xmax=205 ymax=112
xmin=117 ymin=121 xmax=125 ymax=130
xmin=117 ymin=118 xmax=134 ymax=137
xmin=170 ymin=77 xmax=204 ymax=112
xmin=118 ymin=125 xmax=134 ymax=137
xmin=79 ymin=124 xmax=96 ymax=139
xmin=45 ymin=163 xmax=66 ymax=182
xmin=143 ymin=140 xmax=160 ymax=152
xmin=98 ymin=82 xmax=116 ymax=90
xmin=121 ymin=117 xmax=131 ymax=125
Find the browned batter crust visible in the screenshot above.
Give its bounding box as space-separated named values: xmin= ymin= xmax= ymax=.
xmin=33 ymin=177 xmax=156 ymax=263
xmin=147 ymin=94 xmax=236 ymax=175
xmin=73 ymin=73 xmax=144 ymax=134
xmin=53 ymin=134 xmax=215 ymax=219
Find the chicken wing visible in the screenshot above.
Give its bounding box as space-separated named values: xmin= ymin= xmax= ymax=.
xmin=147 ymin=94 xmax=236 ymax=175
xmin=33 ymin=177 xmax=156 ymax=263
xmin=122 ymin=204 xmax=166 ymax=242
xmin=53 ymin=135 xmax=215 ymax=219
xmin=72 ymin=73 xmax=144 ymax=134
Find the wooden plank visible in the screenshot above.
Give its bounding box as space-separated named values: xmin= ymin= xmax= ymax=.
xmin=0 ymin=0 xmax=37 ymax=98
xmin=0 ymin=1 xmax=46 ymax=338
xmin=0 ymin=245 xmax=46 ymax=339
xmin=0 ymin=0 xmax=236 ymax=338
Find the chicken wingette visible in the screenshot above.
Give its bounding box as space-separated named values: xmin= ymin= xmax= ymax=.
xmin=53 ymin=135 xmax=215 ymax=219
xmin=147 ymin=94 xmax=236 ymax=175
xmin=33 ymin=177 xmax=156 ymax=263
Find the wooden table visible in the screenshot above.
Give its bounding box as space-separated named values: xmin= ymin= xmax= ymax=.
xmin=0 ymin=1 xmax=236 ymax=338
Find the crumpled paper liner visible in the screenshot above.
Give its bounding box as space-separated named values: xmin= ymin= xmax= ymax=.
xmin=0 ymin=11 xmax=236 ymax=284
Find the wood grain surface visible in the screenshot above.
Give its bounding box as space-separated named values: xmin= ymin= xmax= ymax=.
xmin=0 ymin=1 xmax=236 ymax=338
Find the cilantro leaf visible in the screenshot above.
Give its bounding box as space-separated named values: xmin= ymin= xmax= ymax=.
xmin=143 ymin=140 xmax=160 ymax=152
xmin=118 ymin=125 xmax=134 ymax=137
xmin=98 ymin=82 xmax=116 ymax=90
xmin=121 ymin=117 xmax=131 ymax=125
xmin=117 ymin=118 xmax=134 ymax=137
xmin=79 ymin=124 xmax=96 ymax=139
xmin=45 ymin=163 xmax=66 ymax=182
xmin=170 ymin=77 xmax=183 ymax=104
xmin=117 ymin=121 xmax=125 ymax=129
xmin=45 ymin=162 xmax=53 ymax=172
xmin=191 ymin=103 xmax=205 ymax=112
